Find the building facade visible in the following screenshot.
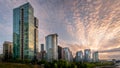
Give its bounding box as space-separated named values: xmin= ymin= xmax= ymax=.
xmin=41 ymin=44 xmax=44 ymax=51
xmin=13 ymin=3 xmax=38 ymax=60
xmin=3 ymin=41 xmax=13 ymax=60
xmin=58 ymin=46 xmax=63 ymax=60
xmin=63 ymin=47 xmax=73 ymax=62
xmin=92 ymin=51 xmax=99 ymax=62
xmin=45 ymin=34 xmax=58 ymax=62
xmin=84 ymin=49 xmax=91 ymax=62
xmin=75 ymin=51 xmax=83 ymax=62
xmin=34 ymin=17 xmax=39 ymax=59
xmin=39 ymin=44 xmax=46 ymax=60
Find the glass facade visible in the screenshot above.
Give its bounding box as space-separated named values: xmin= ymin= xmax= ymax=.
xmin=46 ymin=34 xmax=58 ymax=62
xmin=63 ymin=48 xmax=73 ymax=62
xmin=13 ymin=3 xmax=38 ymax=60
xmin=92 ymin=51 xmax=99 ymax=62
xmin=76 ymin=51 xmax=83 ymax=62
xmin=84 ymin=49 xmax=91 ymax=62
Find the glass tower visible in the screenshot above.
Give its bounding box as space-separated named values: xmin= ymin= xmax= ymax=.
xmin=75 ymin=51 xmax=83 ymax=62
xmin=46 ymin=34 xmax=58 ymax=62
xmin=13 ymin=3 xmax=38 ymax=60
xmin=92 ymin=51 xmax=99 ymax=62
xmin=84 ymin=49 xmax=91 ymax=62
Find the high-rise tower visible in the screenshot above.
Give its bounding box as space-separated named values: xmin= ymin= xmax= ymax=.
xmin=92 ymin=51 xmax=99 ymax=62
xmin=45 ymin=34 xmax=58 ymax=62
xmin=13 ymin=3 xmax=38 ymax=60
xmin=84 ymin=49 xmax=91 ymax=62
xmin=75 ymin=51 xmax=83 ymax=62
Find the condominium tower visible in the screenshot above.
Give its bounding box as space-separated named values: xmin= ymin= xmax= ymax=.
xmin=75 ymin=51 xmax=83 ymax=62
xmin=13 ymin=3 xmax=38 ymax=60
xmin=63 ymin=47 xmax=73 ymax=62
xmin=84 ymin=49 xmax=91 ymax=62
xmin=45 ymin=34 xmax=58 ymax=62
xmin=92 ymin=51 xmax=99 ymax=62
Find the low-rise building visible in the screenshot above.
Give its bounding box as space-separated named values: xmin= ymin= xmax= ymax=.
xmin=3 ymin=41 xmax=13 ymax=60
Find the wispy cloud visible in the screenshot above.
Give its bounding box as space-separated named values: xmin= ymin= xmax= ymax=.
xmin=0 ymin=0 xmax=120 ymax=59
xmin=99 ymin=47 xmax=120 ymax=53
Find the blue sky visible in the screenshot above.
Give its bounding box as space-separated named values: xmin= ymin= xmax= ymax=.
xmin=0 ymin=0 xmax=120 ymax=60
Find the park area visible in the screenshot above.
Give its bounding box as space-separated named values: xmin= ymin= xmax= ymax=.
xmin=0 ymin=62 xmax=40 ymax=68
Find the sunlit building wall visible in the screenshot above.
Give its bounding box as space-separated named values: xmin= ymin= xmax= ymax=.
xmin=46 ymin=34 xmax=58 ymax=62
xmin=13 ymin=3 xmax=38 ymax=60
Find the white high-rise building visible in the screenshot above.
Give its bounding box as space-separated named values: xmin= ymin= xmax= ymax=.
xmin=45 ymin=34 xmax=58 ymax=62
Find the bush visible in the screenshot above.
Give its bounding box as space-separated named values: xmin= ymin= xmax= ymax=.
xmin=70 ymin=63 xmax=77 ymax=68
xmin=37 ymin=60 xmax=47 ymax=65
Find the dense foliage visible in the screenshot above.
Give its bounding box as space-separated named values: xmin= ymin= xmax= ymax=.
xmin=37 ymin=60 xmax=113 ymax=68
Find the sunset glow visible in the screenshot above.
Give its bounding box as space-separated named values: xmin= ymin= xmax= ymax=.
xmin=0 ymin=0 xmax=120 ymax=60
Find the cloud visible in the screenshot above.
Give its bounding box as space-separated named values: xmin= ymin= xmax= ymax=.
xmin=58 ymin=0 xmax=120 ymax=59
xmin=0 ymin=0 xmax=120 ymax=60
xmin=99 ymin=52 xmax=120 ymax=60
xmin=99 ymin=47 xmax=120 ymax=53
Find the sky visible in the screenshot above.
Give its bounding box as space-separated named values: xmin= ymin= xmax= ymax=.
xmin=0 ymin=0 xmax=120 ymax=60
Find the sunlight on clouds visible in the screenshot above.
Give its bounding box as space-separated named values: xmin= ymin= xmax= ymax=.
xmin=60 ymin=0 xmax=120 ymax=59
xmin=0 ymin=0 xmax=120 ymax=60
